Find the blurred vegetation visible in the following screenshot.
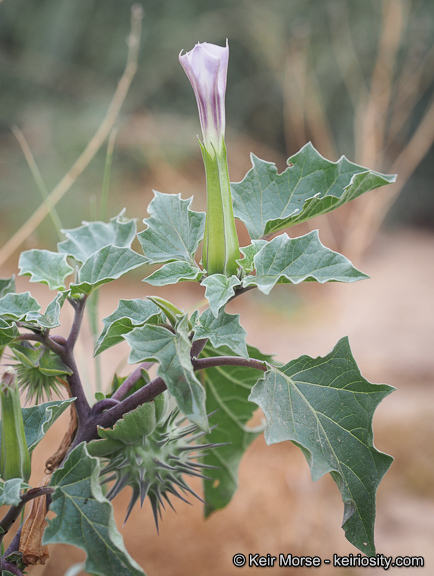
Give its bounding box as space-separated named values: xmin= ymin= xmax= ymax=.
xmin=0 ymin=0 xmax=433 ymax=255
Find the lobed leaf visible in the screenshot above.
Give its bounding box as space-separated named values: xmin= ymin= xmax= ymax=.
xmin=44 ymin=443 xmax=145 ymax=576
xmin=249 ymin=337 xmax=394 ymax=555
xmin=70 ymin=245 xmax=146 ymax=296
xmin=0 ymin=292 xmax=41 ymax=321
xmin=231 ymin=142 xmax=396 ymax=239
xmin=19 ymin=249 xmax=74 ymax=290
xmin=236 ymin=240 xmax=267 ymax=275
xmin=193 ymin=309 xmax=248 ymax=359
xmin=144 ymin=261 xmax=204 ymax=286
xmin=0 ymin=318 xmax=19 ymax=349
xmin=0 ymin=478 xmax=27 ymax=506
xmin=242 ymin=231 xmax=368 ymax=295
xmin=58 ymin=211 xmax=137 ymax=263
xmin=201 ymin=274 xmax=241 ymax=318
xmin=0 ymin=277 xmax=16 ymax=298
xmin=0 ymin=399 xmax=74 ymax=454
xmin=137 ymin=191 xmax=205 ymax=265
xmin=27 ymin=292 xmax=68 ymax=329
xmin=95 ymin=298 xmax=162 ymax=356
xmin=124 ymin=315 xmax=208 ymax=430
xmin=199 ymin=344 xmax=272 ymax=515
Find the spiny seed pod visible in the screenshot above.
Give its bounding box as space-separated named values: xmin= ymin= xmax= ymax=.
xmin=88 ymin=392 xmax=220 ymax=530
xmin=0 ymin=368 xmax=31 ymax=482
xmin=10 ymin=342 xmax=71 ymax=403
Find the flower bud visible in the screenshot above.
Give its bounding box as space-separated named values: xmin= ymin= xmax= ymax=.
xmin=0 ymin=367 xmax=31 ymax=482
xmin=180 ymin=41 xmax=240 ymax=277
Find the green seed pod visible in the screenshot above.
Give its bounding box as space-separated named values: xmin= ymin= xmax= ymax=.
xmin=153 ymin=391 xmax=169 ymax=424
xmin=0 ymin=368 xmax=31 ymax=482
xmin=97 ymin=405 xmax=221 ymax=530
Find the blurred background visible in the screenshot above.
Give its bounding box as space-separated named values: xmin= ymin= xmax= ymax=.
xmin=0 ymin=0 xmax=433 ymax=574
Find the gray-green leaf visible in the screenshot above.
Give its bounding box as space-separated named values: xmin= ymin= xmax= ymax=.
xmin=193 ymin=309 xmax=248 ymax=359
xmin=237 ymin=241 xmax=267 ymax=275
xmin=249 ymin=337 xmax=394 ymax=555
xmin=0 ymin=318 xmax=19 ymax=348
xmin=137 ymin=191 xmax=205 ymax=265
xmin=243 ymin=231 xmax=368 ymax=295
xmin=70 ymin=245 xmax=146 ymax=296
xmin=0 ymin=399 xmax=74 ymax=453
xmin=28 ymin=292 xmax=68 ymax=329
xmin=124 ymin=315 xmax=208 ymax=430
xmin=0 ymin=277 xmax=15 ymax=298
xmin=44 ymin=443 xmax=145 ymax=576
xmin=0 ymin=292 xmax=41 ymax=321
xmin=22 ymin=399 xmax=75 ymax=452
xmin=201 ymin=274 xmax=241 ymax=318
xmin=144 ymin=261 xmax=204 ymax=286
xmin=19 ymin=249 xmax=74 ymax=290
xmin=0 ymin=478 xmax=27 ymax=506
xmin=95 ymin=299 xmax=162 ymax=356
xmin=231 ymin=143 xmax=396 ymax=239
xmin=199 ymin=344 xmax=272 ymax=515
xmin=58 ymin=211 xmax=137 ymax=263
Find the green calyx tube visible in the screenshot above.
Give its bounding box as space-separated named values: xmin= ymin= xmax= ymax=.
xmin=0 ymin=368 xmax=31 ymax=482
xmin=201 ymin=141 xmax=240 ymax=277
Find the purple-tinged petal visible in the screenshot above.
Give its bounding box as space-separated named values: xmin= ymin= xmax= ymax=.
xmin=179 ymin=41 xmax=229 ymax=156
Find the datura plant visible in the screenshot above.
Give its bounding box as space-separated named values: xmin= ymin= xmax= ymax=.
xmin=0 ymin=35 xmax=397 ymax=576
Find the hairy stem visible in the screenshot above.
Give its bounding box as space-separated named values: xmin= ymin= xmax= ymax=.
xmin=67 ymin=296 xmax=87 ymax=350
xmin=192 ymin=355 xmax=268 ymax=372
xmin=111 ymin=362 xmax=154 ymax=401
xmin=73 ymin=355 xmax=269 ymax=445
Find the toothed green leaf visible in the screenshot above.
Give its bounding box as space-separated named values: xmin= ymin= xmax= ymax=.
xmin=201 ymin=274 xmax=241 ymax=318
xmin=44 ymin=443 xmax=145 ymax=576
xmin=249 ymin=337 xmax=394 ymax=555
xmin=27 ymin=292 xmax=68 ymax=329
xmin=242 ymin=231 xmax=368 ymax=295
xmin=18 ymin=249 xmax=74 ymax=290
xmin=125 ymin=315 xmax=208 ymax=430
xmin=70 ymin=245 xmax=146 ymax=296
xmin=231 ymin=142 xmax=396 ymax=239
xmin=200 ymin=344 xmax=271 ymax=515
xmin=236 ymin=241 xmax=267 ymax=275
xmin=0 ymin=318 xmax=19 ymax=349
xmin=0 ymin=277 xmax=15 ymax=298
xmin=137 ymin=191 xmax=205 ymax=265
xmin=0 ymin=478 xmax=28 ymax=506
xmin=144 ymin=261 xmax=204 ymax=286
xmin=0 ymin=399 xmax=74 ymax=454
xmin=0 ymin=292 xmax=41 ymax=321
xmin=95 ymin=298 xmax=162 ymax=356
xmin=193 ymin=309 xmax=248 ymax=359
xmin=58 ymin=212 xmax=137 ymax=263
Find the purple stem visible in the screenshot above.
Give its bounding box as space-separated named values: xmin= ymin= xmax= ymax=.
xmin=72 ymin=354 xmax=268 ymax=445
xmin=0 ymin=487 xmax=55 ymax=544
xmin=111 ymin=362 xmax=154 ymax=401
xmin=67 ymin=296 xmax=87 ymax=349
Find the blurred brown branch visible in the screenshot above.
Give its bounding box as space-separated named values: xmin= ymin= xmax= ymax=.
xmin=0 ymin=5 xmax=143 ymax=268
xmin=283 ymin=0 xmax=434 ymax=260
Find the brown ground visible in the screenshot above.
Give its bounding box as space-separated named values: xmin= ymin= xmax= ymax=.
xmin=2 ymin=228 xmax=433 ymax=575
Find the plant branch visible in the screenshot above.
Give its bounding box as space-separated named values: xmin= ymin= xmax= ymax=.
xmin=67 ymin=296 xmax=87 ymax=350
xmin=0 ymin=4 xmax=143 ymax=267
xmin=192 ymin=356 xmax=268 ymax=372
xmin=0 ymin=487 xmax=54 ymax=544
xmin=61 ymin=352 xmax=91 ymax=426
xmin=190 ymin=338 xmax=208 ymax=359
xmin=73 ymin=354 xmax=269 ymax=445
xmin=111 ymin=362 xmax=154 ymax=401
